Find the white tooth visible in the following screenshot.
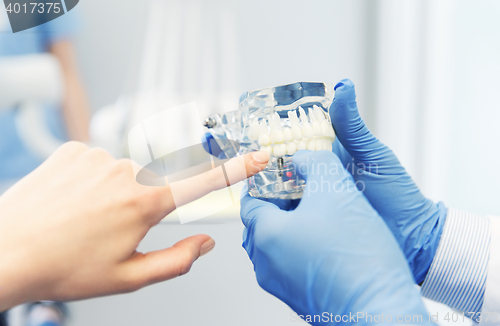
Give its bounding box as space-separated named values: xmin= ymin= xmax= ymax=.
xmin=302 ymin=124 xmax=314 ymax=138
xmin=312 ymin=121 xmax=322 ymax=136
xmin=273 ymin=143 xmax=287 ymax=157
xmin=329 ymin=142 xmax=333 ymax=151
xmin=273 ymin=112 xmax=282 ymax=125
xmin=268 ymin=113 xmax=285 ymax=144
xmin=292 ymin=126 xmax=303 ymax=140
xmin=314 ymin=105 xmax=327 ymax=121
xmin=308 ymin=108 xmax=317 ymax=121
xmin=258 ymin=134 xmax=271 ymax=146
xmin=321 ymin=139 xmax=328 ymax=151
xmin=307 ymin=139 xmax=316 ymax=151
xmin=289 ymin=110 xmax=303 ymax=140
xmin=260 ymin=146 xmax=273 ymax=156
xmin=270 ymin=130 xmax=285 ymax=144
xmin=258 ymin=120 xmax=268 ymax=135
xmin=286 ymin=142 xmax=297 ymax=155
xmin=299 ymin=107 xmax=309 ymax=123
xmin=324 ymin=140 xmax=331 ymax=151
xmin=277 ymin=130 xmax=285 ymax=143
xmin=321 ymin=121 xmax=331 ymax=137
xmin=288 ymin=110 xmax=301 ymax=126
xmin=299 ymin=107 xmax=314 ymax=138
xmin=283 ymin=127 xmax=293 ymax=142
xmin=328 ymin=124 xmax=336 ymax=138
xmin=267 ymin=114 xmax=275 ymax=128
xmin=271 ymin=113 xmax=283 ymax=131
xmin=248 ymin=119 xmax=260 ymax=140
xmin=308 ymin=108 xmax=322 ymax=136
xmin=258 ymin=119 xmax=272 ymax=145
xmin=322 ymin=139 xmax=329 ymax=151
xmin=297 ymin=140 xmax=307 ymax=151
xmin=280 ymin=143 xmax=287 ymax=155
xmin=277 ymin=114 xmax=284 ymax=130
xmin=315 ymin=139 xmax=323 ymax=151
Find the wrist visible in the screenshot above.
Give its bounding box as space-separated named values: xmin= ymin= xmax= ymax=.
xmin=0 ymin=249 xmax=45 ymax=311
xmin=0 ymin=265 xmax=28 ymax=311
xmin=410 ymin=201 xmax=448 ymax=284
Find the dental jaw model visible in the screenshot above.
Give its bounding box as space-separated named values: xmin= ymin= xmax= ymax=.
xmin=204 ymin=82 xmax=335 ymax=200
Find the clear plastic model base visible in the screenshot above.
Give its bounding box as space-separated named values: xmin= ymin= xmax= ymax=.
xmin=204 ymin=82 xmax=335 ymax=199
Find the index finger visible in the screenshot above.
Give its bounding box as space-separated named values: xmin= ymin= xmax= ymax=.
xmin=166 ymin=151 xmax=269 ymax=209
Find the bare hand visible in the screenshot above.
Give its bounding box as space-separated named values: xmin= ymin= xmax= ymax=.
xmin=0 ymin=142 xmax=269 ymax=310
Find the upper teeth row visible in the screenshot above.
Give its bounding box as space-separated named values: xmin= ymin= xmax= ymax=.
xmin=248 ymin=105 xmax=335 ymax=144
xmin=247 ymin=105 xmax=335 ymax=156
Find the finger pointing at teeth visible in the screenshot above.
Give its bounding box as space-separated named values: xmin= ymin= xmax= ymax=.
xmin=166 ymin=151 xmax=270 ymax=209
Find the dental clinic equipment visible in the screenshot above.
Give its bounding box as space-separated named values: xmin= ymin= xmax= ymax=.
xmin=204 ymin=82 xmax=336 ymax=199
xmin=0 ymin=54 xmax=65 ymax=159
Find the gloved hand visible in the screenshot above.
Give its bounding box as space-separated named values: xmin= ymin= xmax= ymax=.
xmin=241 ymin=150 xmax=431 ymax=325
xmin=329 ymin=79 xmax=447 ymax=284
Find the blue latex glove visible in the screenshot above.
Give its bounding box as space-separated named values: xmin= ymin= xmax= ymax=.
xmin=329 ymin=80 xmax=447 ymax=284
xmin=241 ymin=151 xmax=432 ymax=326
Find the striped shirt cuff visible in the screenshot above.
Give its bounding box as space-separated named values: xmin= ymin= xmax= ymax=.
xmin=421 ymin=208 xmax=491 ymax=315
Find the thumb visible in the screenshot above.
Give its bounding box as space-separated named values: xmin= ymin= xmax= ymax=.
xmin=122 ymin=235 xmax=215 ymax=289
xmin=330 ymin=79 xmax=386 ymax=165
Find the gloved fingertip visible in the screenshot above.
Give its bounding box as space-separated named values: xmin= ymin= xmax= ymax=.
xmin=334 ymin=81 xmax=344 ymax=91
xmin=336 ymin=78 xmax=354 ymax=88
xmin=332 ymin=79 xmax=356 ymax=103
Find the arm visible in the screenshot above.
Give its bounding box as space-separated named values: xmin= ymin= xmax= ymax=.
xmin=330 ymin=80 xmax=495 ymax=320
xmin=420 ymin=210 xmax=490 ymax=322
xmin=49 ymin=40 xmax=91 ymax=142
xmin=0 ymin=142 xmax=269 ymax=310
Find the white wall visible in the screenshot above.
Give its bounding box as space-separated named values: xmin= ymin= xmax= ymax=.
xmin=447 ymin=1 xmax=500 ymax=216
xmin=373 ymin=0 xmax=500 ymax=216
xmin=74 ymin=0 xmax=374 ymax=119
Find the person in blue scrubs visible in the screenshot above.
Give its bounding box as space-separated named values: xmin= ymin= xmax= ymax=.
xmin=0 ymin=8 xmax=91 ymax=193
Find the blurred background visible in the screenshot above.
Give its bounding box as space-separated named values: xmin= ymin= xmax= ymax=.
xmin=2 ymin=0 xmax=500 ymax=325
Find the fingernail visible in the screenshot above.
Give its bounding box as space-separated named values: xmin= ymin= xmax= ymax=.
xmin=251 ymin=151 xmax=270 ymax=164
xmin=200 ymin=238 xmax=216 ymax=257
